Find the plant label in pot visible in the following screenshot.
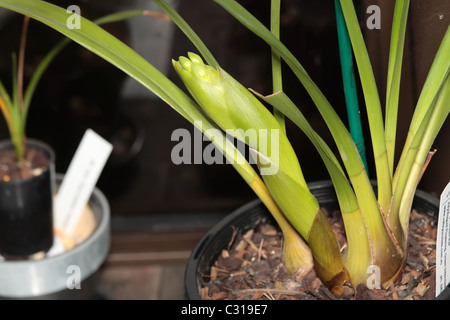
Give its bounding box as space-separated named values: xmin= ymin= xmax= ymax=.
xmin=0 ymin=139 xmax=55 ymax=259
xmin=54 ymin=129 xmax=112 ymax=238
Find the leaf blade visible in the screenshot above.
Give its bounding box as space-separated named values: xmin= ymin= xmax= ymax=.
xmin=385 ymin=0 xmax=410 ymax=178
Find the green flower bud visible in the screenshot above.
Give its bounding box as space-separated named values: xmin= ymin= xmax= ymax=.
xmin=173 ymin=52 xmax=304 ymax=179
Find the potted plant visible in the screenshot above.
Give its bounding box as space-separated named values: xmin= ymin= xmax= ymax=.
xmin=0 ymin=16 xmax=56 ymax=259
xmin=0 ymin=9 xmax=144 ymax=298
xmin=184 ymin=180 xmax=445 ymax=300
xmin=2 ymin=0 xmax=447 ymax=300
xmin=0 ymin=174 xmax=110 ymax=299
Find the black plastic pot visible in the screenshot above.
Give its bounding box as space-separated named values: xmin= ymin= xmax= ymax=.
xmin=0 ymin=139 xmax=55 ymax=258
xmin=185 ymin=180 xmax=450 ymax=300
xmin=0 ymin=174 xmax=110 ymax=299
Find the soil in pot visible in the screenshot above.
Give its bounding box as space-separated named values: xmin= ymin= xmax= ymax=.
xmin=0 ymin=140 xmax=54 ymax=258
xmin=0 ymin=143 xmax=50 ymax=181
xmin=199 ymin=208 xmax=438 ymax=300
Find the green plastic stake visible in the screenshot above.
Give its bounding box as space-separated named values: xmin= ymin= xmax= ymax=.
xmin=334 ymin=0 xmax=368 ymax=173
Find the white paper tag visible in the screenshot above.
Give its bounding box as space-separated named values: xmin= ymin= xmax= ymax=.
xmin=54 ymin=129 xmax=112 ymax=235
xmin=436 ymin=181 xmax=450 ymax=297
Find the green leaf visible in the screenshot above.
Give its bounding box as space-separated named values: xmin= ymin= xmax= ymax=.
xmin=22 ymin=39 xmax=67 ymax=126
xmin=153 ymin=0 xmax=219 ymax=69
xmin=397 ymin=72 xmax=450 ymax=236
xmin=0 ymin=79 xmax=12 ymax=110
xmin=393 ymin=26 xmax=450 ymax=190
xmin=0 ymin=82 xmax=13 ymax=132
xmin=390 ymin=26 xmax=450 ymax=241
xmin=385 ymin=0 xmax=410 ymax=178
xmin=22 ymin=10 xmax=146 ymax=127
xmin=270 ymin=0 xmax=285 ymax=130
xmin=339 ymin=0 xmax=392 ymax=215
xmin=9 ymin=53 xmax=24 ymax=161
xmin=253 ymin=91 xmax=359 ymax=212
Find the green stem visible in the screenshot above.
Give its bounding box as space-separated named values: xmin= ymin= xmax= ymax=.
xmin=385 ymin=0 xmax=410 ymax=179
xmin=398 ymin=73 xmax=450 ymax=237
xmin=393 ymin=26 xmax=450 ymax=191
xmin=339 ymin=0 xmax=392 ymax=217
xmin=270 ymin=0 xmax=285 ymax=131
xmin=153 ymin=0 xmax=219 ymax=69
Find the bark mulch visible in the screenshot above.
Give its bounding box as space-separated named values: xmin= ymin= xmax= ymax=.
xmin=200 ymin=208 xmax=437 ymax=300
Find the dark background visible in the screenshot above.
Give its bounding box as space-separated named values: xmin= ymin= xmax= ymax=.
xmin=0 ymin=0 xmax=448 ymax=219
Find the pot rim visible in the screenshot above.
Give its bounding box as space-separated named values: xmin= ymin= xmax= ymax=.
xmin=0 ymin=138 xmax=55 ymax=161
xmin=0 ymin=138 xmax=56 ymax=185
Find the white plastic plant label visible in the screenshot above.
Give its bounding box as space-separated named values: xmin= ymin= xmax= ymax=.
xmin=54 ymin=129 xmax=112 ymax=236
xmin=436 ymin=181 xmax=450 ymax=297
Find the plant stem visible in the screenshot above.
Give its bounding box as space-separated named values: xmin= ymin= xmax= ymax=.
xmin=385 ymin=0 xmax=410 ymax=179
xmin=398 ymin=73 xmax=450 ymax=239
xmin=14 ymin=15 xmax=30 ymax=162
xmin=390 ymin=26 xmax=450 ymax=243
xmin=0 ymin=95 xmax=11 ymax=129
xmin=153 ymin=0 xmax=219 ymax=69
xmin=17 ymin=16 xmax=29 ymax=114
xmin=339 ymin=0 xmax=392 ymax=217
xmin=392 ymin=26 xmax=450 ymax=192
xmin=270 ymin=0 xmax=285 ymax=131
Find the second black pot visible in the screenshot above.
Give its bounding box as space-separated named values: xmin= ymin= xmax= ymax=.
xmin=0 ymin=139 xmax=55 ymax=258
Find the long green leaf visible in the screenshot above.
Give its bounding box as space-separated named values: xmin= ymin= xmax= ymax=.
xmin=339 ymin=0 xmax=392 ymax=216
xmin=270 ymin=0 xmax=285 ymax=130
xmin=0 ymin=79 xmax=12 ymax=110
xmin=0 ymin=1 xmax=196 ymax=119
xmin=391 ymin=27 xmax=450 ymax=227
xmin=393 ymin=26 xmax=450 ymax=190
xmin=10 ymin=54 xmax=18 ymax=121
xmin=385 ymin=0 xmax=410 ymax=179
xmin=22 ymin=39 xmax=67 ymax=126
xmin=258 ymin=91 xmax=364 ymax=212
xmin=153 ymin=0 xmax=219 ymax=69
xmin=9 ymin=53 xmax=24 ymax=160
xmin=0 ymin=77 xmax=13 ymax=137
xmin=22 ymin=10 xmax=146 ymax=126
xmin=398 ymin=73 xmax=450 ymax=234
